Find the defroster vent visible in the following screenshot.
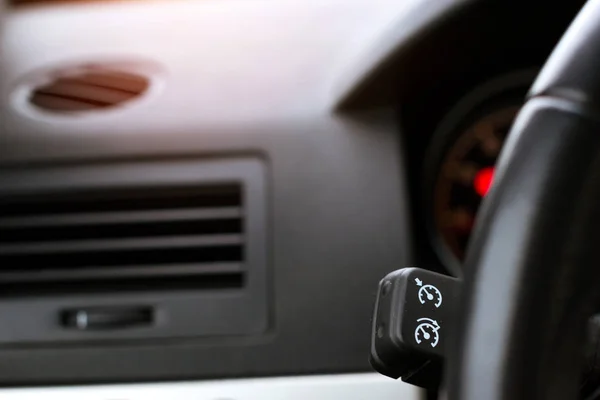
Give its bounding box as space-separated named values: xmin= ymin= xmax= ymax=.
xmin=28 ymin=65 xmax=150 ymax=113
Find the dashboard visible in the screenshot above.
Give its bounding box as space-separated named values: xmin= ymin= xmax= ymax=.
xmin=0 ymin=0 xmax=589 ymax=398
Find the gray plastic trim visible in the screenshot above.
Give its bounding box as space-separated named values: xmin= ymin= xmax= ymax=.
xmin=0 ymin=373 xmax=420 ymax=400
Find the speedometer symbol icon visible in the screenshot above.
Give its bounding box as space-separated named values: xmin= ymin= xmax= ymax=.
xmin=414 ymin=318 xmax=441 ymax=348
xmin=418 ymin=284 xmax=443 ymax=308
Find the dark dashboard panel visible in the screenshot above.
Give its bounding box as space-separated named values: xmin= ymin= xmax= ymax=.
xmin=336 ymin=0 xmax=587 ymax=110
xmin=0 ymin=110 xmax=411 ymax=384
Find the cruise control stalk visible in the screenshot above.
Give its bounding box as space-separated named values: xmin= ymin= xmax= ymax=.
xmin=370 ymin=267 xmax=600 ymax=395
xmin=370 ymin=268 xmax=459 ymax=389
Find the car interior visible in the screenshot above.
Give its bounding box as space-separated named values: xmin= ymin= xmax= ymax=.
xmin=2 ymin=0 xmax=600 ymax=399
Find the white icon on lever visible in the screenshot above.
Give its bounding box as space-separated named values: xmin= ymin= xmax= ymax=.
xmin=414 ymin=317 xmax=441 ymax=348
xmin=415 ymin=278 xmax=443 ymax=308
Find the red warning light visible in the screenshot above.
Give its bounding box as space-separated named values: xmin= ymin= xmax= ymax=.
xmin=474 ymin=167 xmax=494 ymax=197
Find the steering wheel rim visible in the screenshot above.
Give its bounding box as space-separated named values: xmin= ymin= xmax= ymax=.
xmin=448 ymin=1 xmax=600 ymax=399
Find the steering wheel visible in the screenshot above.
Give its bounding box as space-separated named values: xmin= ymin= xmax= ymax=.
xmin=448 ymin=0 xmax=600 ymax=399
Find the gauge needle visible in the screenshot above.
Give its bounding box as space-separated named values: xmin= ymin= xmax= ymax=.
xmin=418 ymin=327 xmax=431 ymax=340
xmin=423 ymin=288 xmax=434 ymax=300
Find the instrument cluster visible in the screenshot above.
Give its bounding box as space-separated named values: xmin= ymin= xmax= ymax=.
xmin=423 ymin=70 xmax=535 ymax=274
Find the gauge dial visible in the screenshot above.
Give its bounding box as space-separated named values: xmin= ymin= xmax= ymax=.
xmin=433 ymin=106 xmax=519 ymax=262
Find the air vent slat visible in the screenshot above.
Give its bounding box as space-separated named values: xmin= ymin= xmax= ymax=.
xmin=1 ymin=220 xmax=242 ymax=243
xmin=60 ymin=74 xmax=148 ymax=94
xmin=1 ymin=245 xmax=243 ymax=270
xmin=0 ymin=185 xmax=241 ymax=216
xmin=0 ymin=234 xmax=243 ymax=255
xmin=0 ymin=183 xmax=246 ymax=295
xmin=29 ymin=94 xmax=101 ymax=111
xmin=26 ymin=64 xmax=150 ymax=114
xmin=35 ymin=81 xmax=137 ymax=105
xmin=0 ymin=207 xmax=242 ymax=228
xmin=0 ymin=263 xmax=244 ymax=284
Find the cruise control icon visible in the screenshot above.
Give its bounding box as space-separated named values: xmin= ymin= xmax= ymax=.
xmin=414 ymin=317 xmax=440 ymax=348
xmin=415 ymin=278 xmax=443 ymax=308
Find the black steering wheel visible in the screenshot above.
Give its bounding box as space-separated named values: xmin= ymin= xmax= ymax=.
xmin=448 ymin=0 xmax=600 ymax=399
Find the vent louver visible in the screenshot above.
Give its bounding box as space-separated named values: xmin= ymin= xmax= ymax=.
xmin=28 ymin=65 xmax=150 ymax=113
xmin=0 ymin=184 xmax=245 ymax=295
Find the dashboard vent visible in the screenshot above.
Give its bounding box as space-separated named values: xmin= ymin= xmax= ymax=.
xmin=28 ymin=65 xmax=149 ymax=113
xmin=0 ymin=160 xmax=267 ymax=343
xmin=0 ymin=184 xmax=245 ymax=295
